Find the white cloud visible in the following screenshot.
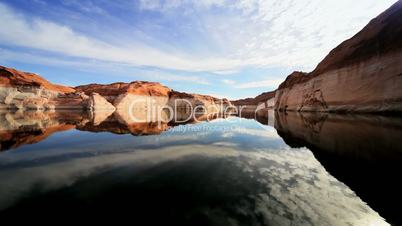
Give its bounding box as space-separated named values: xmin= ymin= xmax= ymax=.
xmin=210 ymin=0 xmax=397 ymax=71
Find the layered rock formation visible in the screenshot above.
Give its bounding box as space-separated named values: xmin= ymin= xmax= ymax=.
xmin=1 ymin=66 xmax=233 ymax=127
xmin=275 ymin=1 xmax=402 ymax=113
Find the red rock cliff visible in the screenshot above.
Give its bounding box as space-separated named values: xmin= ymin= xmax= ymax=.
xmin=275 ymin=1 xmax=402 ymax=112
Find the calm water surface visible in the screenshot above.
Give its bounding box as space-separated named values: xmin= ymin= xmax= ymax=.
xmin=0 ymin=111 xmax=401 ymax=225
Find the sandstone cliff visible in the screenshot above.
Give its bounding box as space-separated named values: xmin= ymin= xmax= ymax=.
xmin=275 ymin=1 xmax=402 ymax=113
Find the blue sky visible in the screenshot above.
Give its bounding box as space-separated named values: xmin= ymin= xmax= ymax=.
xmin=0 ymin=0 xmax=397 ymax=99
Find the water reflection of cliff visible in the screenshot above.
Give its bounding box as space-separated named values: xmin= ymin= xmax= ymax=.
xmin=0 ymin=109 xmax=228 ymax=151
xmin=0 ymin=111 xmax=84 ymax=151
xmin=273 ymin=112 xmax=402 ymax=225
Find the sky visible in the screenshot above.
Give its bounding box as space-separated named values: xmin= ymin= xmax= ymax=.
xmin=0 ymin=0 xmax=398 ymax=100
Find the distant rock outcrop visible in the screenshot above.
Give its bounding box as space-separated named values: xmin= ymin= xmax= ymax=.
xmin=232 ymin=91 xmax=276 ymax=106
xmin=275 ymin=1 xmax=402 ymax=113
xmin=231 ymin=91 xmax=276 ymax=116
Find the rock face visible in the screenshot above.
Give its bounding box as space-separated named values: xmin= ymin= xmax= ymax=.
xmin=275 ymin=1 xmax=402 ymax=113
xmin=0 ymin=66 xmax=89 ymax=110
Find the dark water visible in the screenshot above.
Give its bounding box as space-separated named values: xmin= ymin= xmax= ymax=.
xmin=0 ymin=111 xmax=401 ymax=225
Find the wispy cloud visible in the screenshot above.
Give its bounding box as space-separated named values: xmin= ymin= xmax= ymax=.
xmin=0 ymin=0 xmax=396 ymax=74
xmin=136 ymin=0 xmax=397 ymax=71
xmin=0 ymin=2 xmax=240 ymax=72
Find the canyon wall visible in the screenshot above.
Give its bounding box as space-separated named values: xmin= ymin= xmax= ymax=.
xmin=275 ymin=1 xmax=402 ymax=113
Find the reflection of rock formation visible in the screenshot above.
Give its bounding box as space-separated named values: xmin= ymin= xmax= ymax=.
xmin=0 ymin=111 xmax=86 ymax=151
xmin=275 ymin=112 xmax=402 ymax=225
xmin=0 ymin=108 xmax=230 ymax=151
xmin=275 ymin=112 xmax=402 ymax=160
xmin=77 ymin=113 xmax=171 ymax=136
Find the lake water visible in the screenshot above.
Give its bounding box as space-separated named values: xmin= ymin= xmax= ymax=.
xmin=0 ymin=111 xmax=401 ymax=225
